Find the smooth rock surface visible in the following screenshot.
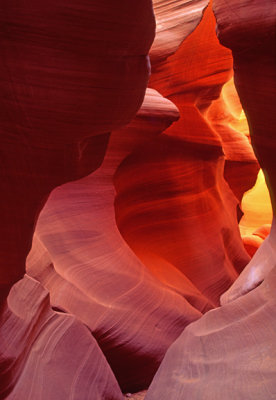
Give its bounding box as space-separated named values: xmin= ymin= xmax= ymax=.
xmin=213 ymin=0 xmax=276 ymax=304
xmin=151 ymin=0 xmax=209 ymax=64
xmin=27 ymin=89 xmax=202 ymax=393
xmin=1 ymin=275 xmax=123 ymax=400
xmin=0 ymin=0 xmax=155 ymax=306
xmin=116 ymin=5 xmax=250 ymax=309
xmin=145 ymin=265 xmax=276 ymax=400
xmin=207 ymin=78 xmax=259 ymax=202
xmin=145 ymin=3 xmax=276 ymax=399
xmin=0 ymin=1 xmax=155 ymax=397
xmin=1 ymin=0 xmax=274 ymax=398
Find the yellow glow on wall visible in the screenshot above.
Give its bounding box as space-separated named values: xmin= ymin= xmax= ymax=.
xmin=240 ymin=169 xmax=272 ymax=235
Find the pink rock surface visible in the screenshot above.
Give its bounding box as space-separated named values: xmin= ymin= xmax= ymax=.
xmin=0 ymin=0 xmax=155 ymax=397
xmin=1 ymin=0 xmax=274 ymax=398
xmin=144 ymin=3 xmax=276 ymax=399
xmin=145 ymin=265 xmax=276 ymax=400
xmin=116 ymin=5 xmax=250 ymax=309
xmin=1 ymin=275 xmax=123 ymax=400
xmin=0 ymin=0 xmax=155 ymax=306
xmin=213 ymin=0 xmax=276 ymax=304
xmin=27 ymin=89 xmax=202 ymax=393
xmin=150 ymin=0 xmax=209 ymax=64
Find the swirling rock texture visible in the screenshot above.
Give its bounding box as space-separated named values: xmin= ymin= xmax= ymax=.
xmin=145 ymin=1 xmax=276 ymax=399
xmin=150 ymin=0 xmax=209 ymax=63
xmin=0 ymin=0 xmax=155 ymax=398
xmin=27 ymin=89 xmax=202 ymax=393
xmin=145 ymin=266 xmax=276 ymax=400
xmin=2 ymin=276 xmax=123 ymax=400
xmin=206 ymin=78 xmax=259 ymax=204
xmin=115 ymin=3 xmax=251 ymax=312
xmin=213 ymin=0 xmax=276 ymax=305
xmin=0 ymin=0 xmax=155 ymax=307
xmin=1 ymin=0 xmax=274 ymax=399
xmin=25 ymin=1 xmax=222 ymax=396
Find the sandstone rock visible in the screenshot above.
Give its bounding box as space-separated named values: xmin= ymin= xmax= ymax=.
xmin=0 ymin=0 xmax=155 ymax=307
xmin=27 ymin=89 xmax=202 ymax=393
xmin=145 ymin=265 xmax=276 ymax=400
xmin=206 ymin=78 xmax=259 ymax=202
xmin=117 ymin=5 xmax=250 ymax=308
xmin=151 ymin=0 xmax=209 ymax=64
xmin=1 ymin=275 xmax=123 ymax=400
xmin=213 ymin=0 xmax=276 ymax=304
xmin=144 ymin=3 xmax=276 ymax=398
xmin=0 ymin=0 xmax=155 ymax=396
xmin=242 ymin=234 xmax=264 ymax=258
xmin=1 ymin=0 xmax=274 ymax=398
xmin=253 ymin=224 xmax=271 ymax=240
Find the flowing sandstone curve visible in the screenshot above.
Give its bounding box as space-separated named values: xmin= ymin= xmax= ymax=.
xmin=0 ymin=0 xmax=155 ymax=397
xmin=144 ymin=3 xmax=276 ymax=399
xmin=213 ymin=0 xmax=276 ymax=303
xmin=27 ymin=89 xmax=202 ymax=393
xmin=0 ymin=0 xmax=155 ymax=307
xmin=150 ymin=0 xmax=209 ymax=64
xmin=206 ymin=78 xmax=259 ymax=203
xmin=1 ymin=0 xmax=274 ymax=399
xmin=150 ymin=3 xmax=259 ymax=204
xmin=1 ymin=275 xmax=123 ymax=400
xmin=115 ymin=4 xmax=251 ymax=309
xmin=145 ymin=265 xmax=276 ymax=400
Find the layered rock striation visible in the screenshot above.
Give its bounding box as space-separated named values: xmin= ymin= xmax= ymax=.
xmin=1 ymin=0 xmax=275 ymax=399
xmin=145 ymin=1 xmax=276 ymax=399
xmin=0 ymin=0 xmax=155 ymax=306
xmin=27 ymin=89 xmax=202 ymax=393
xmin=115 ymin=4 xmax=251 ymax=309
xmin=0 ymin=0 xmax=155 ymax=397
xmin=2 ymin=276 xmax=124 ymax=400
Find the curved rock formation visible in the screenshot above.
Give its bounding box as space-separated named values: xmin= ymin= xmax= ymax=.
xmin=242 ymin=233 xmax=264 ymax=258
xmin=145 ymin=2 xmax=276 ymax=399
xmin=115 ymin=4 xmax=250 ymax=309
xmin=213 ymin=0 xmax=276 ymax=303
xmin=0 ymin=0 xmax=155 ymax=397
xmin=145 ymin=265 xmax=276 ymax=400
xmin=1 ymin=0 xmax=274 ymax=398
xmin=241 ymin=223 xmax=271 ymax=258
xmin=0 ymin=0 xmax=155 ymax=307
xmin=27 ymin=89 xmax=202 ymax=393
xmin=1 ymin=275 xmax=123 ymax=400
xmin=150 ymin=0 xmax=209 ymax=64
xmin=206 ymin=78 xmax=259 ymax=203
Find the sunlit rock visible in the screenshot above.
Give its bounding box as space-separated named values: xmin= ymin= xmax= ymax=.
xmin=116 ymin=5 xmax=250 ymax=309
xmin=213 ymin=0 xmax=276 ymax=304
xmin=1 ymin=276 xmax=123 ymax=400
xmin=27 ymin=89 xmax=202 ymax=393
xmin=144 ymin=2 xmax=276 ymax=399
xmin=151 ymin=0 xmax=209 ymax=63
xmin=145 ymin=265 xmax=276 ymax=400
xmin=0 ymin=0 xmax=155 ymax=396
xmin=0 ymin=0 xmax=155 ymax=307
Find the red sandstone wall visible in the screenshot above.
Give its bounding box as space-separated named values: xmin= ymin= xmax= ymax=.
xmin=0 ymin=1 xmax=275 ymax=399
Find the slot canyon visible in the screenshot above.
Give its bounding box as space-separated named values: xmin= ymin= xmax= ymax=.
xmin=0 ymin=1 xmax=275 ymax=399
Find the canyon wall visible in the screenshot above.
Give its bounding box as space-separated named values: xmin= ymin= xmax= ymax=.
xmin=0 ymin=0 xmax=275 ymax=399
